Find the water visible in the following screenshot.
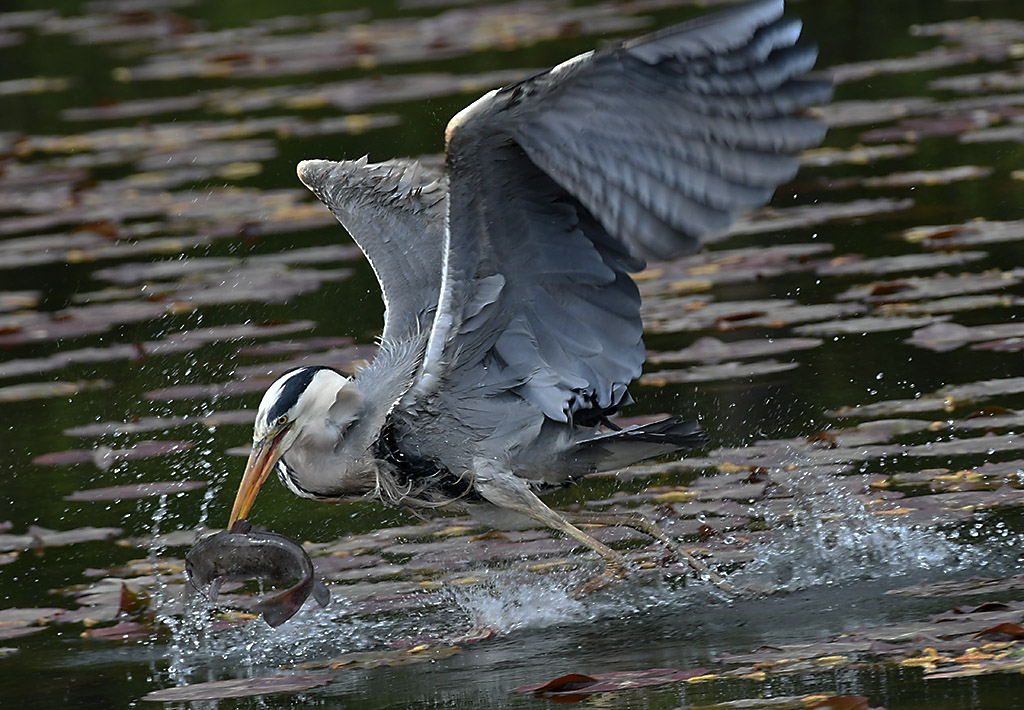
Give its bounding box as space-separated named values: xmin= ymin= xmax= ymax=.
xmin=2 ymin=0 xmax=1024 ymax=707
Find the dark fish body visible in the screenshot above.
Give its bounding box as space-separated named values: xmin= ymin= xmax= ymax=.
xmin=185 ymin=519 xmax=330 ymax=627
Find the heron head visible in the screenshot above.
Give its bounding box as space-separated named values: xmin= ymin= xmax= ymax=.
xmin=228 ymin=366 xmax=362 ymax=525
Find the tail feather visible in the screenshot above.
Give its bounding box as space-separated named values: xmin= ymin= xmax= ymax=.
xmin=573 ymin=416 xmax=708 ymax=472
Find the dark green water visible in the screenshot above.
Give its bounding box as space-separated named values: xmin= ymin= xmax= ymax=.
xmin=1 ymin=0 xmax=1023 ymax=707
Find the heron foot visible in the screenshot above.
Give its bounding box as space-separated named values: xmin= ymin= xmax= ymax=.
xmin=573 ymin=558 xmax=628 ymax=598
xmin=565 ymin=510 xmax=733 ymax=595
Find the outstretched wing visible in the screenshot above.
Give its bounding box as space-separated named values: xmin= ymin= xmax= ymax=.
xmin=417 ymin=0 xmax=831 ymax=428
xmin=297 ymin=157 xmax=447 ymax=347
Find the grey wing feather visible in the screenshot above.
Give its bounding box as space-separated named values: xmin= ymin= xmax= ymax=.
xmin=412 ymin=0 xmax=829 ymax=434
xmin=297 ymin=157 xmax=447 ymax=347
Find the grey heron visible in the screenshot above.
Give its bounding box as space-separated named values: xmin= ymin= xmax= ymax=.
xmin=228 ymin=0 xmax=830 ymax=594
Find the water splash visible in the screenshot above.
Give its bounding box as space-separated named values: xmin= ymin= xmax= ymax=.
xmin=444 ymin=573 xmax=588 ymax=635
xmin=733 ymin=463 xmax=966 ymax=594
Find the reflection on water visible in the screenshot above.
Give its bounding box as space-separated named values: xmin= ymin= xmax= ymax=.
xmin=1 ymin=0 xmax=1024 ymax=707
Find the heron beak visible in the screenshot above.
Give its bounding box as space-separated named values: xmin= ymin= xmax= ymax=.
xmin=228 ymin=429 xmax=287 ymax=526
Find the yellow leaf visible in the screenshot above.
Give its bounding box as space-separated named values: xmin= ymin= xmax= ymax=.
xmin=434 ymin=525 xmax=474 ymax=537
xmin=953 ymin=649 xmax=994 ymax=664
xmin=815 ymin=655 xmax=848 ymax=666
xmin=684 ymin=673 xmax=718 ymax=683
xmin=527 ymin=561 xmax=573 ymax=573
xmin=653 ymin=490 xmax=698 ymax=503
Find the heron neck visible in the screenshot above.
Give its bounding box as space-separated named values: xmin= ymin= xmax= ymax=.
xmin=280 ymin=335 xmax=426 ymax=500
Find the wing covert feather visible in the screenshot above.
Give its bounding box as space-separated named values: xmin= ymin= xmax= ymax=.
xmin=410 ymin=0 xmax=829 ymax=431
xmin=297 ymin=157 xmax=447 ymax=347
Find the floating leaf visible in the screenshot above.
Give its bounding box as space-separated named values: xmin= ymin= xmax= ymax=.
xmin=33 ymin=440 xmax=194 ymax=468
xmin=838 ymin=271 xmax=1020 ymax=304
xmin=816 ymin=251 xmax=987 ymax=277
xmin=904 ymin=219 xmax=1024 ymax=248
xmin=641 ymin=360 xmax=799 ymax=385
xmin=0 ymin=380 xmax=110 ymax=403
xmin=513 ymin=667 xmax=710 ymax=700
xmin=800 ymin=143 xmax=915 ymax=167
xmin=0 ymin=607 xmax=66 ymax=624
xmin=647 ymin=336 xmax=822 ymax=365
xmin=64 ymin=481 xmax=207 ymax=501
xmin=830 ymin=377 xmax=1024 ymax=418
xmin=906 ymin=321 xmax=1024 ymax=352
xmin=0 ymin=525 xmax=122 ymax=551
xmin=142 ymin=674 xmax=332 ymax=702
xmin=973 ymin=623 xmax=1024 ymax=641
xmin=293 ymin=645 xmax=461 ymax=671
xmin=794 ymin=315 xmax=949 ymax=336
xmin=81 ymin=621 xmax=152 ymax=642
xmin=728 ymin=199 xmax=914 ymax=237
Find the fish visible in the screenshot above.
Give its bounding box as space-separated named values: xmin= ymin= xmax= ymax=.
xmin=185 ymin=519 xmax=330 ymax=627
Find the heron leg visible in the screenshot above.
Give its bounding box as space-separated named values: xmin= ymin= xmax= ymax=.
xmin=472 ymin=463 xmax=627 ymax=596
xmin=564 ymin=510 xmax=733 ymax=594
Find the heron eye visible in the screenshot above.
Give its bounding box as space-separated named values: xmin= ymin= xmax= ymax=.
xmin=276 ymin=415 xmax=288 ymax=427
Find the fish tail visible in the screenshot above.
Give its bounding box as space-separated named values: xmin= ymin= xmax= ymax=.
xmin=255 ymin=579 xmax=312 ymax=627
xmin=313 ymin=581 xmax=330 ymax=608
xmin=208 ymin=576 xmax=225 ymax=602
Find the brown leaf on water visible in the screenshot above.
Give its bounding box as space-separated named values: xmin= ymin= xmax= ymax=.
xmin=108 ymin=6 xmax=641 ymax=83
xmin=63 ymin=411 xmax=253 ymax=437
xmin=0 ymin=607 xmax=66 ymax=624
xmin=646 ymin=299 xmax=865 ymax=335
xmin=972 ymin=337 xmax=1024 ymax=353
xmin=819 ymin=166 xmax=993 ymax=191
xmin=907 ymin=322 xmax=1024 ymax=352
xmin=64 ymin=481 xmax=206 ymax=501
xmin=513 ymin=667 xmax=710 ymax=701
xmin=640 ymin=360 xmax=799 ymax=386
xmin=81 ymin=621 xmax=151 ymax=642
xmin=806 ymin=431 xmax=839 ymax=449
xmin=142 ymin=674 xmax=332 ymax=702
xmin=956 ymin=602 xmax=1011 ymax=614
xmin=233 ymin=344 xmax=377 ymax=379
xmin=292 ymin=645 xmax=460 ymax=671
xmin=118 ymin=584 xmax=150 ymax=615
xmin=816 ymin=251 xmax=987 ymax=277
xmin=830 ymin=377 xmax=1024 ymax=418
xmin=61 ymin=95 xmax=204 ymax=122
xmin=800 ymin=143 xmax=915 ymax=167
xmin=887 ymin=575 xmax=1024 ymax=598
xmin=903 ymin=433 xmax=1022 ymax=459
xmin=0 ymin=525 xmax=122 ymax=551
xmin=864 ymin=165 xmax=991 ymax=188
xmin=236 ymin=335 xmax=354 ymax=357
xmin=839 ymin=271 xmax=1020 ymax=304
xmin=0 ymin=380 xmax=110 ymax=403
xmin=973 ymin=622 xmax=1024 ymax=641
xmin=34 ymin=440 xmax=194 ymax=467
xmin=905 ymin=219 xmax=1024 ymax=249
xmin=794 ymin=315 xmax=949 ymax=336
xmin=727 ymin=199 xmax=913 ymax=237
xmin=0 ymin=626 xmax=47 ymax=641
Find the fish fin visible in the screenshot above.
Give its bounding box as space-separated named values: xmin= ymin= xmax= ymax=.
xmin=229 ymin=519 xmax=252 ymax=534
xmin=255 ymin=580 xmax=311 ymax=628
xmin=312 ymin=581 xmax=330 ymax=608
xmin=208 ymin=576 xmax=224 ymax=602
